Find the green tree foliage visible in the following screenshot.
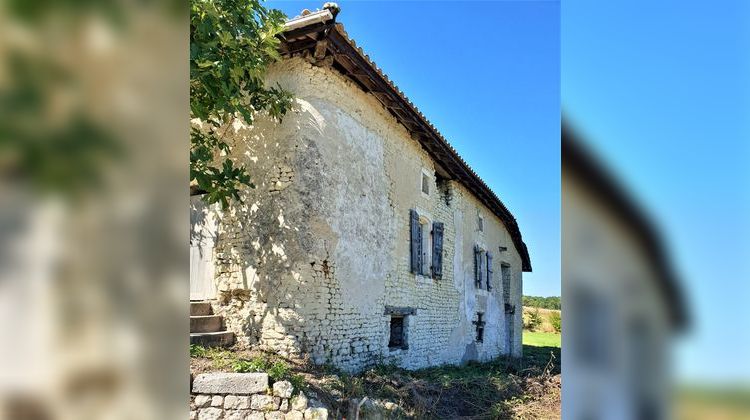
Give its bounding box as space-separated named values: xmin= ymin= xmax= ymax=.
xmin=190 ymin=0 xmax=293 ymax=206
xmin=549 ymin=311 xmax=562 ymax=333
xmin=522 ymin=295 xmax=561 ymax=310
xmin=524 ymin=308 xmax=543 ymax=332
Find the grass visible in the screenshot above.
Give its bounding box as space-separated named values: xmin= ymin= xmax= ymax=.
xmin=523 ymin=331 xmax=561 ymax=348
xmin=522 ymin=305 xmax=562 ymax=349
xmin=190 ymin=344 xmax=304 ymax=391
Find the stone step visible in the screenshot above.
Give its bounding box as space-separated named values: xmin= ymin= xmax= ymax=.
xmin=190 ymin=331 xmax=234 ymax=347
xmin=190 ymin=301 xmax=213 ymax=316
xmin=190 ymin=315 xmax=223 ymax=333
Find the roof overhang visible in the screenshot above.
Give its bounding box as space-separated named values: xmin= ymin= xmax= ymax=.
xmin=279 ymin=7 xmax=532 ymax=272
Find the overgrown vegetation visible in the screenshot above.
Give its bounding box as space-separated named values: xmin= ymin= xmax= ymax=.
xmin=524 ymin=308 xmax=543 ymax=331
xmin=190 ymin=0 xmax=293 ymax=206
xmin=522 ymin=305 xmax=561 ymax=349
xmin=549 ymin=311 xmax=562 ymax=333
xmin=191 ymin=345 xmax=561 ymax=419
xmin=190 ymin=345 xmax=303 ymax=390
xmin=522 ymin=295 xmax=561 ymax=310
xmin=315 ymin=346 xmax=561 ymax=419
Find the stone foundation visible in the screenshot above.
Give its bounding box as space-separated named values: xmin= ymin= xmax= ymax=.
xmin=190 ymin=373 xmax=328 ymax=420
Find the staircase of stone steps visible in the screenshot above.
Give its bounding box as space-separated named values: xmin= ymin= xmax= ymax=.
xmin=190 ymin=301 xmax=234 ymax=347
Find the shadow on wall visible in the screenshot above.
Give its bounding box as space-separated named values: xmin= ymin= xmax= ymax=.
xmin=202 ymin=101 xmax=346 ymax=359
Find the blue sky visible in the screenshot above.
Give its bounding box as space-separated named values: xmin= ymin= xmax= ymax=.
xmin=270 ymin=0 xmax=562 ymax=297
xmin=564 ymin=1 xmax=750 ymax=383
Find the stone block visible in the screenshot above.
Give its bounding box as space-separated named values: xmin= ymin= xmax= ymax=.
xmin=224 ymin=410 xmax=251 ymax=420
xmin=245 ymin=412 xmax=265 ymax=420
xmin=193 ymin=373 xmax=269 ymax=395
xmin=304 ymin=407 xmax=328 ymax=420
xmin=211 ymin=395 xmax=224 ymax=407
xmin=273 ymin=380 xmax=294 ymax=398
xmin=266 ymin=411 xmax=285 ymax=420
xmin=285 ymin=411 xmax=304 ymax=420
xmin=279 ymin=399 xmax=289 ymax=412
xmin=290 ymin=392 xmax=308 ymax=411
xmin=251 ymin=394 xmax=278 ymax=411
xmin=197 ymin=407 xmax=223 ymax=420
xmin=224 ymin=395 xmax=250 ymax=410
xmin=194 ymin=395 xmax=211 ymax=408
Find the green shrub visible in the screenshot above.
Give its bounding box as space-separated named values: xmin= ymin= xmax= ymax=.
xmin=549 ymin=311 xmax=562 ymax=333
xmin=190 ymin=344 xmax=208 ymax=358
xmin=232 ymin=357 xmax=269 ymax=373
xmin=268 ymin=361 xmax=291 ymax=382
xmin=231 ymin=356 xmax=289 ymax=379
xmin=524 ymin=309 xmax=542 ymax=331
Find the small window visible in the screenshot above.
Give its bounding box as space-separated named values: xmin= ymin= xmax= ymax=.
xmin=473 ymin=312 xmax=485 ymax=342
xmin=389 ymin=315 xmax=406 ymax=349
xmin=478 ymin=215 xmax=484 ymax=232
xmin=421 ymin=172 xmax=430 ymax=195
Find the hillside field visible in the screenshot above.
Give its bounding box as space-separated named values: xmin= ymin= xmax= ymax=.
xmin=522 ymin=306 xmax=561 ymax=348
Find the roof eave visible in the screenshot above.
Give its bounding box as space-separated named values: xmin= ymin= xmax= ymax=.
xmin=278 ymin=16 xmax=532 ymax=273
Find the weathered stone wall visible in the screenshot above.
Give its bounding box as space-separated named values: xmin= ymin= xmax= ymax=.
xmin=205 ymin=57 xmax=524 ymax=371
xmin=190 ymin=373 xmax=326 ymax=420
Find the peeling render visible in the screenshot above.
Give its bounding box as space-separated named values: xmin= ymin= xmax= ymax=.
xmin=198 ymin=57 xmax=524 ymax=371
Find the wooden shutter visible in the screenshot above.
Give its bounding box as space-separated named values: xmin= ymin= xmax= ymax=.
xmin=486 ymin=252 xmax=493 ymax=291
xmin=432 ymin=222 xmax=444 ymax=279
xmin=474 ymin=245 xmax=483 ymax=288
xmin=410 ymin=209 xmax=420 ymax=274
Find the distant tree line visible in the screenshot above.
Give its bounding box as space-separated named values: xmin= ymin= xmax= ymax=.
xmin=522 ymin=295 xmax=561 ymax=310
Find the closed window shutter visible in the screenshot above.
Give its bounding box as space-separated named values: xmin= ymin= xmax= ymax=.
xmin=486 ymin=252 xmax=493 ymax=291
xmin=474 ymin=245 xmax=482 ymax=288
xmin=432 ymin=222 xmax=444 ymax=279
xmin=410 ymin=209 xmax=421 ymax=274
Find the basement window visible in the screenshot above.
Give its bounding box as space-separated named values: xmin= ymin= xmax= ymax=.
xmin=473 ymin=312 xmax=485 ymax=343
xmin=388 ymin=315 xmax=407 ymax=349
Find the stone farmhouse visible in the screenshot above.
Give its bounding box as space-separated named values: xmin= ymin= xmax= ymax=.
xmin=190 ymin=4 xmax=532 ymax=372
xmin=562 ymin=123 xmax=688 ymax=420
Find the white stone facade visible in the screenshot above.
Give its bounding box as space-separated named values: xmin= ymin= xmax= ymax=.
xmin=200 ymin=57 xmax=525 ymax=371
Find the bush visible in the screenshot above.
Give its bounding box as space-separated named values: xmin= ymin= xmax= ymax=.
xmin=190 ymin=344 xmax=208 ymax=358
xmin=232 ymin=357 xmax=270 ymax=373
xmin=524 ymin=309 xmax=542 ymax=331
xmin=549 ymin=311 xmax=562 ymax=333
xmin=267 ymin=360 xmax=291 ymax=382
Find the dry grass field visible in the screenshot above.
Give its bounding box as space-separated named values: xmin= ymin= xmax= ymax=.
xmin=523 ymin=306 xmax=561 ymax=333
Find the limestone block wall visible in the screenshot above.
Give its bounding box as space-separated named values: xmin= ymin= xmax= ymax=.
xmin=190 ymin=373 xmax=327 ymax=420
xmin=204 ymin=57 xmax=524 ymax=371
